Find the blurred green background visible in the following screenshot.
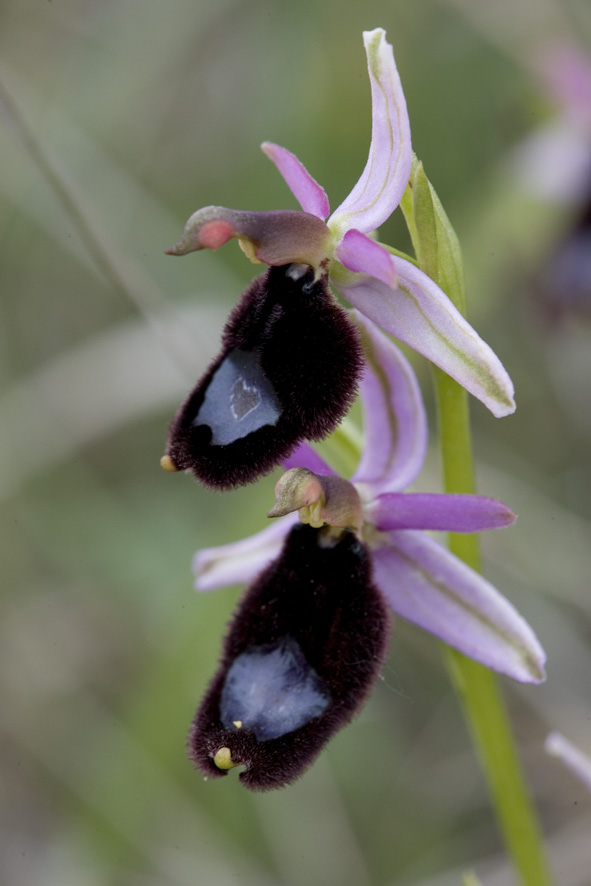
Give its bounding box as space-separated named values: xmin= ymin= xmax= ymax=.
xmin=1 ymin=0 xmax=591 ymax=884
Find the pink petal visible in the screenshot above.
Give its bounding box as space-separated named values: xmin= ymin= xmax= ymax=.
xmin=336 ymin=229 xmax=398 ymax=288
xmin=372 ymin=531 xmax=546 ymax=683
xmin=192 ymin=515 xmax=297 ymax=591
xmin=283 ymin=441 xmax=335 ymax=475
xmin=261 ymin=142 xmax=330 ymax=220
xmin=340 ymin=258 xmax=516 ymax=418
xmin=351 ymin=311 xmax=427 ymax=496
xmin=368 ymin=493 xmax=517 ymax=532
xmin=330 ymin=29 xmax=412 ymax=237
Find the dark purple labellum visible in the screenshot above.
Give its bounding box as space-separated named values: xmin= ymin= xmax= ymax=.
xmin=188 ymin=523 xmax=391 ymax=791
xmin=164 ymin=264 xmax=363 ymax=489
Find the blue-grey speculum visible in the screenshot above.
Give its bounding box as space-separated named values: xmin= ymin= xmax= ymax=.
xmin=194 ymin=348 xmax=282 ymax=446
xmin=219 ymin=637 xmax=330 ymax=741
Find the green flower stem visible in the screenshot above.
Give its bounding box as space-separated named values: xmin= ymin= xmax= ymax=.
xmin=401 ymin=156 xmax=553 ymax=885
xmin=433 ymin=368 xmax=553 ymax=886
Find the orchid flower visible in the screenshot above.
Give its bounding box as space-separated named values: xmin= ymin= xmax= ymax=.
xmin=167 ymin=28 xmax=515 ymax=421
xmin=194 ymin=313 xmax=546 ymax=687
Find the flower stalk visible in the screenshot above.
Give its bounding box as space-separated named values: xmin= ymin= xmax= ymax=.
xmin=403 ymin=159 xmax=554 ymax=886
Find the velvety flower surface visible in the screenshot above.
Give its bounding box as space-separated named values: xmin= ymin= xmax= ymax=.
xmin=194 ymin=313 xmax=546 ymax=686
xmin=167 ymin=28 xmax=515 ymax=419
xmin=189 ymin=522 xmax=390 ymax=791
xmin=164 ymin=263 xmax=362 ymax=489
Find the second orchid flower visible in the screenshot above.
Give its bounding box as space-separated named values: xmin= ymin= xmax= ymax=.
xmin=190 ymin=315 xmax=545 ymax=789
